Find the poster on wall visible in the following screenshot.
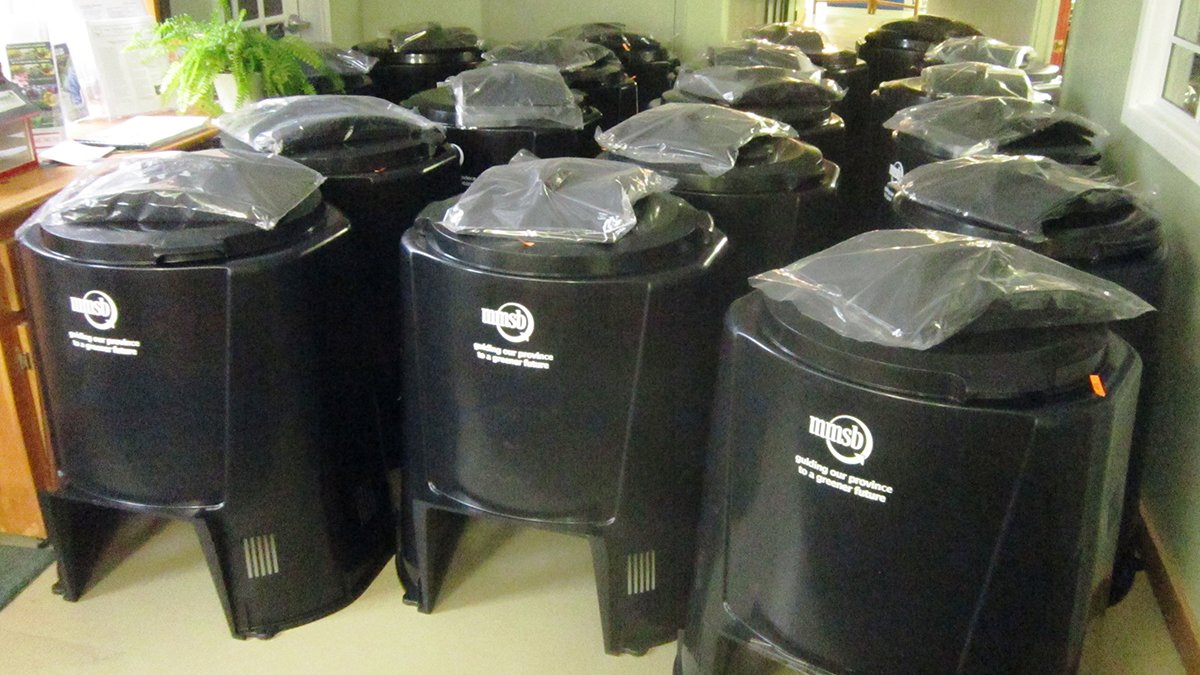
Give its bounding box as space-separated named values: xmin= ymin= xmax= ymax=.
xmin=52 ymin=43 xmax=88 ymax=124
xmin=5 ymin=41 xmax=64 ymax=149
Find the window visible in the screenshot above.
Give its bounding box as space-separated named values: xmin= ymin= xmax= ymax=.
xmin=1124 ymin=0 xmax=1200 ymax=185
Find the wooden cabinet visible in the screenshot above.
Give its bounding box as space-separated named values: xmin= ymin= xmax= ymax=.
xmin=0 ymin=239 xmax=53 ymax=537
xmin=0 ymin=126 xmax=215 ymax=538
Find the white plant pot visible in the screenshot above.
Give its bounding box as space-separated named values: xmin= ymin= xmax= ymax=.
xmin=214 ymin=72 xmax=264 ymax=112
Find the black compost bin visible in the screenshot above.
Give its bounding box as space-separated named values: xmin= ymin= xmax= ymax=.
xmin=856 ymin=15 xmax=981 ymax=90
xmin=677 ymin=230 xmax=1146 ymax=674
xmin=17 ymin=150 xmax=393 ymax=639
xmin=924 ymin=35 xmax=1063 ymax=102
xmin=484 ymin=37 xmax=638 ymax=129
xmin=404 ymin=63 xmax=602 ymax=182
xmin=596 ymin=103 xmax=841 ymax=289
xmin=881 ymin=95 xmax=1106 ymax=204
xmin=216 ymin=95 xmax=462 ymax=463
xmin=356 ymin=23 xmax=483 ymax=104
xmin=745 ymin=24 xmax=871 ymax=131
xmin=856 ymin=65 xmax=1041 ymax=224
xmin=553 ymin=22 xmax=679 ymax=110
xmin=891 ymin=155 xmax=1166 ymax=603
xmin=397 ymin=157 xmax=729 ymax=655
xmin=872 ymin=62 xmax=1041 ymax=123
xmin=661 ymin=66 xmax=847 ymax=166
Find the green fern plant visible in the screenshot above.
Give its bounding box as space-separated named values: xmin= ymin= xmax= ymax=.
xmin=131 ymin=9 xmax=333 ymax=113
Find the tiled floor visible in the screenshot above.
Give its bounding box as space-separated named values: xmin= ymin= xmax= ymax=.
xmin=0 ymin=519 xmax=1186 ymax=673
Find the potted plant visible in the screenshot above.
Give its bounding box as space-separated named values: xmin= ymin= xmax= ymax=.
xmin=132 ymin=9 xmax=333 ymax=113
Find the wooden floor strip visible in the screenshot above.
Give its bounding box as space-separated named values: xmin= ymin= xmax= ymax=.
xmin=1140 ymin=502 xmax=1200 ymax=674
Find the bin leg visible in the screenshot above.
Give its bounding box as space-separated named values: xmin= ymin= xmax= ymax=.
xmin=38 ymin=492 xmax=157 ymax=601
xmin=398 ymin=500 xmax=466 ymax=612
xmin=589 ymin=527 xmax=695 ymax=655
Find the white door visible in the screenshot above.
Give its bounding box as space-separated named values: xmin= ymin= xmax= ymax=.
xmin=228 ymin=0 xmax=330 ymax=42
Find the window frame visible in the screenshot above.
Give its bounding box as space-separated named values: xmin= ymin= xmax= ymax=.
xmin=1123 ymin=0 xmax=1200 ymax=185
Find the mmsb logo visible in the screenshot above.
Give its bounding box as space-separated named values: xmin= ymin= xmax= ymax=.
xmin=69 ymin=290 xmax=119 ymax=331
xmin=808 ymin=414 xmax=874 ymax=465
xmin=480 ymin=302 xmax=535 ymax=343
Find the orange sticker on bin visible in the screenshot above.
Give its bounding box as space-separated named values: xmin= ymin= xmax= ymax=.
xmin=1089 ymin=374 xmax=1106 ymax=397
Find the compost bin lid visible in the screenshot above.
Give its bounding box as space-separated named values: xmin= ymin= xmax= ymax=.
xmin=23 ymin=149 xmax=326 ymax=265
xmin=595 ymin=103 xmax=826 ymax=192
xmin=417 ymin=153 xmax=721 ymax=277
xmin=861 ymin=16 xmax=981 ymax=52
xmin=356 ymin=23 xmax=482 ymax=65
xmin=884 ymin=95 xmax=1107 ymax=160
xmin=759 ymin=292 xmax=1115 ymax=402
xmin=751 ymin=228 xmax=1150 ymax=400
xmin=403 ymin=83 xmax=600 ymax=130
xmin=891 ymin=155 xmax=1163 ymax=263
xmin=672 ymin=66 xmax=844 ymax=121
xmin=551 ymin=23 xmax=673 ymax=66
xmin=215 ymin=95 xmax=448 ymax=173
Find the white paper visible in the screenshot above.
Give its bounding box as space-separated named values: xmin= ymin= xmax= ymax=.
xmin=76 ymin=115 xmax=210 ymax=149
xmin=40 ymin=138 xmax=113 ymax=165
xmin=85 ymin=18 xmax=165 ymax=119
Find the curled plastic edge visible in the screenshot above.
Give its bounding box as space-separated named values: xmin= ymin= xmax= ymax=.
xmin=750 ymin=229 xmax=1154 ymax=350
xmin=438 ymin=149 xmax=677 ymax=243
xmin=594 ymin=103 xmax=798 ymax=176
xmin=25 ymin=149 xmax=325 ymax=232
xmin=215 ymin=95 xmax=444 ymax=154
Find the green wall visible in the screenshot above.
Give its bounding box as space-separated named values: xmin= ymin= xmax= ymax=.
xmin=348 ymin=0 xmax=761 ymax=57
xmin=1062 ymin=0 xmax=1200 ymax=614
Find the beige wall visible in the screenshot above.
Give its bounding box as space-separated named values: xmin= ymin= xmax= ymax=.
xmin=358 ymin=0 xmax=484 ymax=43
xmin=1062 ymin=0 xmax=1200 ymax=619
xmin=479 ymin=0 xmax=677 ymax=49
xmin=923 ymin=0 xmax=1041 ymax=45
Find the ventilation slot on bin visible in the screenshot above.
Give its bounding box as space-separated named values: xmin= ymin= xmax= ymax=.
xmin=244 ymin=534 xmax=280 ymax=580
xmin=627 ymin=550 xmax=657 ymax=595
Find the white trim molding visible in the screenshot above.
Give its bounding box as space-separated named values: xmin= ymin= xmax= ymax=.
xmin=1123 ymin=0 xmax=1200 ymax=186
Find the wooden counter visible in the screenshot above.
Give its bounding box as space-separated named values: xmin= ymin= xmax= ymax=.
xmin=0 ymin=125 xmax=217 ymax=537
xmin=0 ymin=126 xmax=219 ymax=235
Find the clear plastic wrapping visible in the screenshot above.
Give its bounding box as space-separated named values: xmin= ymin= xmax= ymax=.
xmin=595 ymin=103 xmax=797 ymax=176
xmin=551 ymin=23 xmax=665 ymax=54
xmin=483 ymin=37 xmax=615 ymax=72
xmin=440 ymin=150 xmax=676 ymax=243
xmin=311 ymin=42 xmax=378 ymax=74
xmin=447 ymin=63 xmax=584 ymax=129
xmin=215 ymin=95 xmax=444 ymax=154
xmin=704 ymin=40 xmax=819 ymax=73
xmin=742 ymin=23 xmax=833 ymax=54
xmin=389 ymin=22 xmax=480 ymax=52
xmin=750 ymin=229 xmax=1153 ymax=350
xmin=918 ymin=63 xmax=1038 ymax=100
xmin=675 ymin=65 xmax=844 ymax=105
xmin=883 ymin=95 xmax=1108 ymax=157
xmin=925 ymin=36 xmax=1036 ymax=69
xmin=28 ymin=149 xmax=324 ymax=231
xmin=893 ymin=155 xmax=1129 ymax=242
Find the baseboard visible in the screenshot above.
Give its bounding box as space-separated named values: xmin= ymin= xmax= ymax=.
xmin=1139 ymin=502 xmax=1200 ymax=673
